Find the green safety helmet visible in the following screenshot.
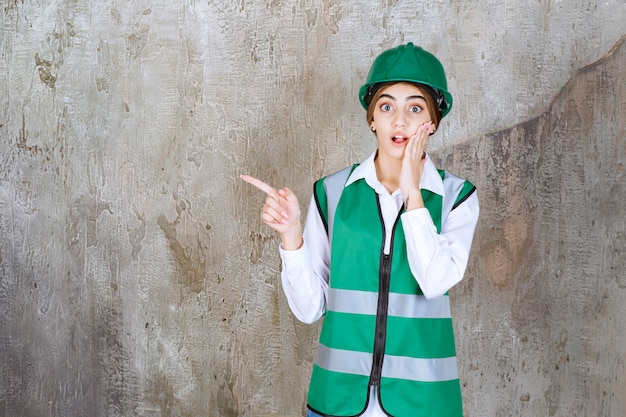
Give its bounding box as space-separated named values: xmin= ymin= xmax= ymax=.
xmin=359 ymin=42 xmax=453 ymax=118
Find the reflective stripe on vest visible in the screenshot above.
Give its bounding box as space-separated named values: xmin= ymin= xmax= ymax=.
xmin=328 ymin=288 xmax=452 ymax=319
xmin=315 ymin=344 xmax=459 ymax=382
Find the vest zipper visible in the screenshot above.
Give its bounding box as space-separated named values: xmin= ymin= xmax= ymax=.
xmin=369 ymin=197 xmax=403 ymax=395
xmin=370 ymin=252 xmax=391 ymax=389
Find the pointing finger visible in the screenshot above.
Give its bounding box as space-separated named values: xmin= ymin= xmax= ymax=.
xmin=240 ymin=175 xmax=279 ymax=198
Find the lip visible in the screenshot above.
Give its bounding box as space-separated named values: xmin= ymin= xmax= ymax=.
xmin=391 ymin=132 xmax=408 ymax=146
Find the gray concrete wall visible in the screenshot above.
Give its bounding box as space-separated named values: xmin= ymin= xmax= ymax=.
xmin=1 ymin=1 xmax=625 ymax=416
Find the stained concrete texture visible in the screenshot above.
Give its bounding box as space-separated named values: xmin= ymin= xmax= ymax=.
xmin=1 ymin=0 xmax=626 ymax=416
xmin=440 ymin=36 xmax=626 ymax=417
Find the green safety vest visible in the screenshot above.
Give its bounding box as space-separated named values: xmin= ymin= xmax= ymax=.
xmin=307 ymin=166 xmax=476 ymax=417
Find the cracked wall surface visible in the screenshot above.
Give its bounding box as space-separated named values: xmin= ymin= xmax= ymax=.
xmin=1 ymin=1 xmax=625 ymax=416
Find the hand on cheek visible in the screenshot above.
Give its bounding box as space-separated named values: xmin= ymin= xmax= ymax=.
xmin=399 ymin=121 xmax=434 ymax=209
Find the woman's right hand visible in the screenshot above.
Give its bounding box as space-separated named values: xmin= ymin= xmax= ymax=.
xmin=241 ymin=175 xmax=303 ymax=250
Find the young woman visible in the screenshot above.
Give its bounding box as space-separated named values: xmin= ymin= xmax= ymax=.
xmin=242 ymin=43 xmax=479 ymax=417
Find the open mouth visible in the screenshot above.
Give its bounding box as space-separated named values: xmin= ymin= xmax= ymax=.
xmin=392 ymin=135 xmax=408 ymax=145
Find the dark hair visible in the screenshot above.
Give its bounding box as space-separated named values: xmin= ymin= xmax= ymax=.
xmin=365 ymin=82 xmax=443 ymax=130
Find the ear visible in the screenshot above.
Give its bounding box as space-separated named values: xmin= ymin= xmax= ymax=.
xmin=428 ymin=120 xmax=436 ymax=136
xmin=370 ymin=123 xmax=376 ymax=132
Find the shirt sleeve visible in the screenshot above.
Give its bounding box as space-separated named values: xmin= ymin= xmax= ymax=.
xmin=279 ymin=195 xmax=330 ymax=324
xmin=401 ymin=191 xmax=479 ymax=299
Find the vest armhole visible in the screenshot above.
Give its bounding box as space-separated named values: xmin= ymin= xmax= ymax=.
xmin=313 ymin=165 xmax=358 ymax=238
xmin=313 ymin=178 xmax=329 ymax=234
xmin=451 ymin=182 xmax=477 ymax=211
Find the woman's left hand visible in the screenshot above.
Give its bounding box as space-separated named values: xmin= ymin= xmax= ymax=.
xmin=399 ymin=121 xmax=434 ymax=210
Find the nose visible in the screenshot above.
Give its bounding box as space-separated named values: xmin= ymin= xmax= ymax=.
xmin=393 ymin=112 xmax=406 ymax=128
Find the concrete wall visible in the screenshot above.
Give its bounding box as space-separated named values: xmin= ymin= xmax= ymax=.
xmin=1 ymin=1 xmax=625 ymax=416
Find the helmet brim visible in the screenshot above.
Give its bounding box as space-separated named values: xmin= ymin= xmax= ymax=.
xmin=359 ymin=80 xmax=453 ymax=118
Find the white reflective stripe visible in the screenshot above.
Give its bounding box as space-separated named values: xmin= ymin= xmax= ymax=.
xmin=315 ymin=345 xmax=459 ymax=383
xmin=315 ymin=344 xmax=372 ymax=376
xmin=328 ymin=288 xmax=451 ymax=318
xmin=327 ymin=289 xmax=378 ymax=315
xmin=382 ymin=354 xmax=459 ymax=382
xmin=388 ymin=293 xmax=451 ymax=319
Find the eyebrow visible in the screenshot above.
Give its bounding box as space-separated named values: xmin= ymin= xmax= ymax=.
xmin=379 ymin=93 xmax=427 ymax=102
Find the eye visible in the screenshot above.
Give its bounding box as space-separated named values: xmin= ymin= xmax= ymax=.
xmin=380 ymin=103 xmax=392 ymax=112
xmin=409 ymin=105 xmax=422 ymax=113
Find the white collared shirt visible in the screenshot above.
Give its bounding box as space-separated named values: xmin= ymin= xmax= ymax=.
xmin=279 ymin=150 xmax=479 ymax=416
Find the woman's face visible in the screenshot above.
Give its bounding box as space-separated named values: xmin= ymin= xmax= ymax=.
xmin=370 ymin=82 xmax=433 ymax=160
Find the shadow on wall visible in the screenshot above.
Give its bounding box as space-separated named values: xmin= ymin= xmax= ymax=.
xmin=447 ymin=32 xmax=626 ymax=315
xmin=438 ymin=35 xmax=626 ymax=416
xmin=441 ymin=33 xmax=625 ymax=292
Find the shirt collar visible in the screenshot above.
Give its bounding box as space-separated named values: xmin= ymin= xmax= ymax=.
xmin=345 ymin=149 xmax=445 ymax=196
